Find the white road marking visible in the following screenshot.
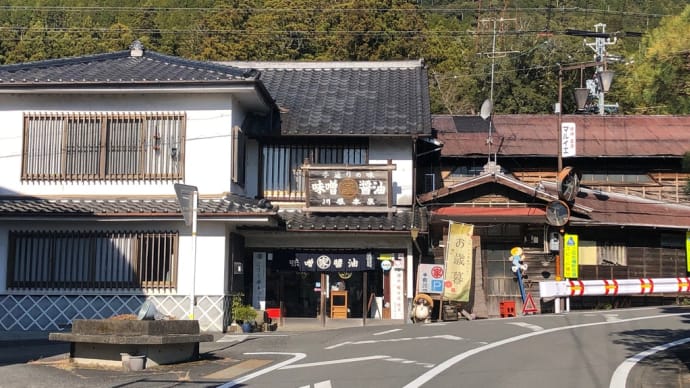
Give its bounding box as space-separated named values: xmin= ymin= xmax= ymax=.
xmin=217 ymin=352 xmax=306 ymax=388
xmin=325 ymin=334 xmax=463 ymax=350
xmin=373 ymin=328 xmax=403 ymax=336
xmin=217 ymin=334 xmax=289 ymax=342
xmin=299 ymin=380 xmax=332 ymax=388
xmin=507 ymin=322 xmax=544 ymax=332
xmin=217 ymin=335 xmax=247 ymax=342
xmin=609 ymin=337 xmax=690 ymax=388
xmin=281 ymin=355 xmax=389 ymax=370
xmin=603 ymin=314 xmax=620 ymax=322
xmin=403 ymin=312 xmax=690 ymax=388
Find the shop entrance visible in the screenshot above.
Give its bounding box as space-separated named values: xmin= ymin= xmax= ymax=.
xmin=266 ymin=270 xmax=380 ymax=318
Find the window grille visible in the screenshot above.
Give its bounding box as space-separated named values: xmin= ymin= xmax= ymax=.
xmin=7 ymin=230 xmax=178 ymax=291
xmin=261 ymin=141 xmax=367 ymax=200
xmin=231 ymin=126 xmax=246 ymax=186
xmin=22 ymin=112 xmax=185 ymax=181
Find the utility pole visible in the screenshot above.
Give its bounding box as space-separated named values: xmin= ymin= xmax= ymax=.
xmin=584 ymin=23 xmax=617 ymax=115
xmin=477 ymin=17 xmax=518 ymax=166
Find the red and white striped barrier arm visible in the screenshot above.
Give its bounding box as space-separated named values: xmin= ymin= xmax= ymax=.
xmin=540 ymin=277 xmax=690 ymax=298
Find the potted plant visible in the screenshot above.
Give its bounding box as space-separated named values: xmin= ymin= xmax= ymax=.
xmin=231 ymin=293 xmax=257 ymax=333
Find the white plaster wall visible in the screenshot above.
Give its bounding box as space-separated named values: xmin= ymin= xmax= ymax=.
xmin=176 ymin=221 xmax=229 ymax=295
xmin=0 ymin=93 xmax=247 ymax=197
xmin=369 ymin=137 xmax=414 ymax=206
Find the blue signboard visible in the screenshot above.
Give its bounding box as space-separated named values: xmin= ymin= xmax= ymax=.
xmin=431 ymin=279 xmax=444 ymax=293
xmin=294 ymin=252 xmax=375 ymax=272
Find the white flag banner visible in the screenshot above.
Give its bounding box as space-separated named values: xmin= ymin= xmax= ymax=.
xmin=561 ymin=122 xmax=577 ymax=157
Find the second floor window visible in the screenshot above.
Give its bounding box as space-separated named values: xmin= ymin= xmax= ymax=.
xmin=22 ymin=112 xmax=185 ymax=181
xmin=262 ymin=140 xmax=367 ymax=200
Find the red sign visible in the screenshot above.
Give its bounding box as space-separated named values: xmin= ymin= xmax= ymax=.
xmin=431 ymin=266 xmax=444 ymax=279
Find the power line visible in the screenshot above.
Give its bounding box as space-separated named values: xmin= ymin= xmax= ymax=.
xmin=0 ymin=6 xmax=674 ymax=18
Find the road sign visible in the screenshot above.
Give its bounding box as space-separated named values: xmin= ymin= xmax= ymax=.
xmin=522 ymin=293 xmax=538 ymax=315
xmin=174 ymin=183 xmax=198 ymax=226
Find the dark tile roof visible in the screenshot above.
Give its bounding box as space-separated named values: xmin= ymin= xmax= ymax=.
xmin=434 ymin=114 xmax=690 ymax=157
xmin=0 ymin=194 xmax=276 ymax=218
xmin=221 ymin=61 xmax=432 ymax=137
xmin=0 ymin=47 xmax=258 ymax=87
xmin=278 ymin=207 xmax=426 ymax=233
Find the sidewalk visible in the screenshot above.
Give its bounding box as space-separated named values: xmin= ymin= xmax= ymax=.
xmin=0 ymin=317 xmax=406 ymax=342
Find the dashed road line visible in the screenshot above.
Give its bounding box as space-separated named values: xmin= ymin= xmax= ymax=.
xmin=507 ymin=322 xmax=544 ymax=332
xmin=373 ymin=328 xmax=403 ymax=336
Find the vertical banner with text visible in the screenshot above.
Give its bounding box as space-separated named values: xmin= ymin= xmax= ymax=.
xmin=563 ymin=234 xmax=579 ymax=279
xmin=686 ymin=231 xmax=690 ymax=272
xmin=444 ymin=222 xmax=474 ymax=302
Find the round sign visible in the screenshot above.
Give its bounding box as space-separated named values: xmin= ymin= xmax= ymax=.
xmin=545 ymin=200 xmax=570 ymax=227
xmin=316 ymin=255 xmax=331 ymax=270
xmin=381 ymin=260 xmax=392 ymax=271
xmin=557 ymin=166 xmax=581 ymax=202
xmin=430 ymin=266 xmax=444 ymax=279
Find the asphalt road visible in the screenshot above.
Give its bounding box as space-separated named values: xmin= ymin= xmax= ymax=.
xmin=2 ymin=306 xmax=690 ymax=388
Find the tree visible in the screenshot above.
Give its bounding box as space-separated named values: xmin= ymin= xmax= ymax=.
xmin=618 ymin=5 xmax=690 ymax=114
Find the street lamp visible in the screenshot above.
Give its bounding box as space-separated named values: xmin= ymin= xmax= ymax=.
xmin=557 ymin=61 xmax=614 ymax=170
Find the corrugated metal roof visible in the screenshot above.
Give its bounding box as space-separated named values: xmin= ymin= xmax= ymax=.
xmin=540 ymin=181 xmax=690 ymax=229
xmin=434 ymin=115 xmax=690 ymax=157
xmin=420 ymin=171 xmax=690 ymax=230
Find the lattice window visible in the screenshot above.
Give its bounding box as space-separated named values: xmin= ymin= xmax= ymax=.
xmin=22 ymin=112 xmax=185 ymax=180
xmin=261 ymin=140 xmax=368 ymax=201
xmin=7 ymin=230 xmax=178 ymax=291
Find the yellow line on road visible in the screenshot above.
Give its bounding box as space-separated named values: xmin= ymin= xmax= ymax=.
xmin=205 ymin=359 xmax=272 ymax=380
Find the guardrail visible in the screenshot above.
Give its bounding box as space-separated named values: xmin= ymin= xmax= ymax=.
xmin=539 ymin=277 xmax=690 ymax=313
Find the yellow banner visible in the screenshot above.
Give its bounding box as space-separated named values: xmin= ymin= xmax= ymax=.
xmin=444 ymin=222 xmax=474 ymax=302
xmin=563 ymin=233 xmax=579 ymax=279
xmin=686 ymin=231 xmax=690 ymax=272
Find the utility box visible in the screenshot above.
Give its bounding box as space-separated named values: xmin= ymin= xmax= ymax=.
xmin=442 ymin=304 xmax=458 ymax=321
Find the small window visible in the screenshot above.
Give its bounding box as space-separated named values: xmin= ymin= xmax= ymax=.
xmin=578 ymin=240 xmax=627 ymax=265
xmin=424 ymin=174 xmax=436 ymax=192
xmin=232 ymin=126 xmax=246 ymax=186
xmin=261 ymin=140 xmax=367 ymax=200
xmin=581 ymin=173 xmax=656 ymax=186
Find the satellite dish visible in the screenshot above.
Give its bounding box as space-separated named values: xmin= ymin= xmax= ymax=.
xmin=480 ymin=99 xmax=493 ymax=120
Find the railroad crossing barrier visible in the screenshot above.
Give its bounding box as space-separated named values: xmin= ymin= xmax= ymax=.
xmin=539 ymin=277 xmax=690 ymax=313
